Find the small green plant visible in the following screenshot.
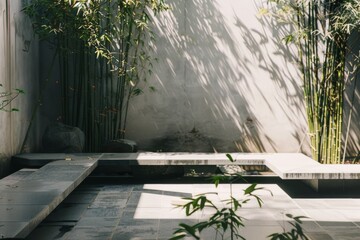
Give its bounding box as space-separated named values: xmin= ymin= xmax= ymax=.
xmin=171 ymin=154 xmax=310 ymax=240
xmin=268 ymin=214 xmax=309 ymax=240
xmin=0 ymin=84 xmax=24 ymax=112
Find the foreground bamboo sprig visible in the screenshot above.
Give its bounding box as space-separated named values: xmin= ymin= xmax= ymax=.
xmin=170 ymin=154 xmax=309 ymax=240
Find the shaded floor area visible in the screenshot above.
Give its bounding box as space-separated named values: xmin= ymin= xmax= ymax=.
xmin=26 ymin=178 xmax=360 ymax=240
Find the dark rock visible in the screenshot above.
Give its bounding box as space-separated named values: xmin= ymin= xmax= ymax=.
xmin=42 ymin=122 xmax=85 ymax=153
xmin=102 ymin=139 xmax=137 ymax=153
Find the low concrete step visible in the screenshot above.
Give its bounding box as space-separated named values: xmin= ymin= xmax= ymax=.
xmin=0 ymin=158 xmax=98 ymax=238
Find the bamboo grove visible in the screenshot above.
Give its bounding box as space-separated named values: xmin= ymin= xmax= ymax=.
xmin=25 ymin=0 xmax=168 ymax=151
xmin=267 ymin=0 xmax=360 ymax=164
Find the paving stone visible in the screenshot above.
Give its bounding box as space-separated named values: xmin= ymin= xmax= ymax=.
xmin=66 ymin=227 xmax=113 ymax=240
xmin=299 ymin=221 xmax=323 ymax=232
xmin=318 ymin=221 xmax=357 ymax=227
xmin=158 ymin=219 xmax=197 ymax=239
xmin=25 ymin=224 xmax=73 ymax=240
xmin=93 ymin=192 xmax=130 ymax=201
xmin=241 ymin=225 xmax=286 ymax=239
xmin=77 ymin=217 xmax=119 ymax=227
xmin=112 ymin=225 xmax=158 ymax=240
xmin=63 ymin=192 xmax=98 ymax=204
xmin=305 ymin=209 xmax=350 ymax=222
xmin=118 ymin=210 xmax=159 ymax=227
xmin=46 ymin=203 xmax=89 ymax=222
xmin=22 ymin=182 xmax=360 ymax=239
xmin=354 ymin=222 xmax=360 ymax=228
xmin=90 ymin=198 xmax=128 ymax=209
xmin=305 ymin=232 xmax=335 ymax=240
xmin=83 ymin=207 xmax=123 ymax=218
xmin=325 ymin=227 xmax=360 ymax=240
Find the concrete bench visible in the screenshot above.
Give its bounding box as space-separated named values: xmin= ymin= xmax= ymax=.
xmin=13 ymin=152 xmax=360 ymax=193
xmin=13 ymin=152 xmax=360 ymax=179
xmin=0 ymin=157 xmax=98 ymax=239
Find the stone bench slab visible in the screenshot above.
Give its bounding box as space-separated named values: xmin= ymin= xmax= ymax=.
xmin=100 ymin=152 xmax=266 ymax=165
xmin=0 ymin=159 xmax=98 ymax=238
xmin=12 ymin=152 xmax=360 ymax=180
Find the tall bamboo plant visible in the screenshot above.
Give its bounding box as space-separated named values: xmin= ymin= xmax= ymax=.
xmin=25 ymin=0 xmax=168 ymax=151
xmin=266 ymin=0 xmax=360 ymax=164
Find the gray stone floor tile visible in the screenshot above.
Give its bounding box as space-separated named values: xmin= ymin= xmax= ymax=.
xmin=90 ymin=192 xmax=130 ymax=209
xmin=102 ymin=184 xmax=134 ymax=192
xmin=63 ymin=192 xmax=98 ymax=204
xmin=118 ymin=210 xmax=159 ymax=227
xmin=77 ymin=217 xmax=119 ymax=227
xmin=76 ymin=185 xmax=104 ymax=192
xmin=241 ymin=225 xmax=286 ymax=239
xmin=66 ymin=227 xmax=113 ymax=240
xmin=354 ymin=222 xmax=360 ymax=228
xmin=326 ymin=227 xmax=360 ymax=240
xmin=46 ymin=203 xmax=89 ymax=222
xmin=158 ymin=219 xmax=197 ymax=239
xmin=305 ymin=232 xmax=335 ymax=240
xmin=244 ymin=219 xmax=283 ymax=226
xmin=317 ymin=221 xmax=357 ymax=227
xmin=83 ymin=207 xmax=123 ymax=218
xmin=25 ymin=225 xmax=73 ymax=240
xmin=299 ymin=221 xmax=323 ymax=232
xmin=23 ymin=182 xmax=360 ymax=239
xmin=112 ymin=226 xmax=158 ymax=240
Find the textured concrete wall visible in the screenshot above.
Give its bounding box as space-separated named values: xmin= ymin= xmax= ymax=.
xmin=126 ymin=0 xmax=311 ymax=153
xmin=34 ymin=0 xmax=359 ymax=156
xmin=0 ymin=0 xmax=39 ymax=177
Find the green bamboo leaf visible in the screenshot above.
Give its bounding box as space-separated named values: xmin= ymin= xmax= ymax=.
xmin=178 ymin=223 xmax=200 ymax=239
xmin=226 ymin=153 xmax=235 ymax=162
xmin=169 ymin=234 xmax=186 ymax=240
xmin=15 ymin=89 xmax=25 ymax=94
xmin=244 ymin=183 xmax=257 ymax=195
xmin=282 ymin=34 xmax=294 ymax=44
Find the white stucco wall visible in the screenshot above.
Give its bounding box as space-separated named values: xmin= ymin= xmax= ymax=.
xmin=0 ymin=0 xmax=39 ymax=177
xmin=126 ymin=0 xmax=311 ymax=153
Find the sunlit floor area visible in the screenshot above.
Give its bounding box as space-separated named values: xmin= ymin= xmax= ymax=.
xmin=25 ymin=179 xmax=360 ymax=240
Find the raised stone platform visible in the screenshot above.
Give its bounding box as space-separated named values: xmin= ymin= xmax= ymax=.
xmin=13 ymin=152 xmax=360 ymax=180
xmin=0 ymin=158 xmax=98 ymax=238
